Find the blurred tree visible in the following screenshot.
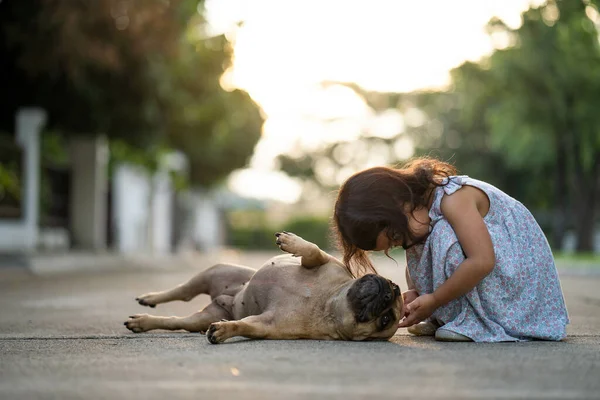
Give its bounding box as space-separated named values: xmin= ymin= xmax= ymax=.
xmin=386 ymin=88 xmax=554 ymax=219
xmin=458 ymin=0 xmax=600 ymax=251
xmin=0 ymin=0 xmax=263 ymax=187
xmin=276 ymin=88 xmax=551 ymax=230
xmin=157 ymin=30 xmax=263 ymax=186
xmin=0 ymin=0 xmax=186 ymax=144
xmin=278 ymin=136 xmax=397 ymax=192
xmin=279 ymin=0 xmax=600 ymax=252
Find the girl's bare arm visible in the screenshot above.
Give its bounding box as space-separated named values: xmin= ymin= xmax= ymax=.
xmin=432 ymin=186 xmax=495 ymax=307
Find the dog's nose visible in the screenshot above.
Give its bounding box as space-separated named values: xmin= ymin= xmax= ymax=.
xmin=383 ymin=292 xmax=392 ymax=302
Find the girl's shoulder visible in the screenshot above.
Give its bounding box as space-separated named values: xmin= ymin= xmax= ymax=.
xmin=440 ymin=175 xmax=498 ymax=196
xmin=433 ymin=175 xmax=521 ymax=222
xmin=438 ymin=175 xmax=470 ymax=195
xmin=439 ymin=180 xmax=491 ymax=219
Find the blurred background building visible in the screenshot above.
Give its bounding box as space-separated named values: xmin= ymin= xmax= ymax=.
xmin=0 ymin=0 xmax=599 ymax=268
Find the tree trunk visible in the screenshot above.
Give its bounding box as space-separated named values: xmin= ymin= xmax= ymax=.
xmin=572 ymin=144 xmax=598 ymax=252
xmin=574 ymin=188 xmax=596 ymax=252
xmin=551 ymin=134 xmax=568 ymax=250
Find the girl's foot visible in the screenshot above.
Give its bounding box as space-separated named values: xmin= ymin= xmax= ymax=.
xmin=406 ymin=320 xmax=440 ymax=336
xmin=434 ymin=328 xmax=472 ymax=342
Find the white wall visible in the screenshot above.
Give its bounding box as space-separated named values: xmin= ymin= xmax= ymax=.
xmin=112 ymin=164 xmax=173 ymax=255
xmin=191 ymin=190 xmax=224 ymax=251
xmin=112 ymin=165 xmax=149 ymax=253
xmin=0 ymin=223 xmax=32 ymax=251
xmin=151 ymin=170 xmax=173 ymax=254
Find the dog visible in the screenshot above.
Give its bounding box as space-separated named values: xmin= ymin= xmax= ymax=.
xmin=124 ymin=232 xmax=404 ymax=343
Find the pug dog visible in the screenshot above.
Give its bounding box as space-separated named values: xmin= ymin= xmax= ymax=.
xmin=124 ymin=232 xmax=404 ymax=343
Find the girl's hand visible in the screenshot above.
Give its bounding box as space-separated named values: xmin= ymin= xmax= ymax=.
xmin=398 ymin=293 xmax=439 ymax=328
xmin=401 ymin=289 xmax=419 ymax=316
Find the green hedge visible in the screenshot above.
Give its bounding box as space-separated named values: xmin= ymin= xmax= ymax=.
xmin=227 ymin=214 xmax=335 ymax=251
xmin=281 ymin=215 xmax=334 ymax=250
xmin=228 ymin=226 xmax=275 ymax=250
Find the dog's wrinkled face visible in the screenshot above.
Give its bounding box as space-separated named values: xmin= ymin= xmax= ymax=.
xmin=343 ymin=274 xmax=403 ymax=340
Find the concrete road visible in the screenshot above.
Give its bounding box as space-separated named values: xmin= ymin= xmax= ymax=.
xmin=0 ymin=250 xmax=599 ymax=399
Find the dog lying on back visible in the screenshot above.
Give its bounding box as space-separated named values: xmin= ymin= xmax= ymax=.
xmin=125 ymin=232 xmax=403 ymax=343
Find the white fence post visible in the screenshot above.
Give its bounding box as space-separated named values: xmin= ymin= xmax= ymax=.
xmin=15 ymin=108 xmax=46 ymax=250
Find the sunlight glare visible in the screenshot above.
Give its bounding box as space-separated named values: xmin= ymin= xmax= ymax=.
xmin=228 ymin=169 xmax=303 ymax=203
xmin=202 ymin=0 xmax=546 ymax=203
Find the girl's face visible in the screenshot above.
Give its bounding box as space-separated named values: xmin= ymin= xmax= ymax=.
xmin=373 ymin=207 xmax=431 ymax=251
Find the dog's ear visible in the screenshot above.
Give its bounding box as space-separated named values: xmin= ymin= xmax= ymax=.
xmin=347 ymin=275 xmax=392 ymax=323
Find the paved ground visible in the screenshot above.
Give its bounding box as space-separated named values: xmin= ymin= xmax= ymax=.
xmin=0 ymin=250 xmax=599 ymax=399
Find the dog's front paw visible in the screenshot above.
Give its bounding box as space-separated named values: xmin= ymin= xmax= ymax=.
xmin=135 ymin=292 xmax=160 ymax=308
xmin=124 ymin=314 xmax=154 ymax=333
xmin=206 ymin=321 xmax=236 ymax=344
xmin=274 ymin=231 xmax=307 ymax=256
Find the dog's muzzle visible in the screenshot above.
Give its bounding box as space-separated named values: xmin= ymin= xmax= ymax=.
xmin=347 ymin=274 xmax=400 ymax=323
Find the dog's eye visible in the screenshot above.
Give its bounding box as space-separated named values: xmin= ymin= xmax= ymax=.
xmin=381 ymin=315 xmax=390 ymax=327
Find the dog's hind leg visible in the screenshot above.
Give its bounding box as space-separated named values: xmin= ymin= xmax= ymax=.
xmin=125 ymin=301 xmax=231 ymax=333
xmin=275 ymin=232 xmax=336 ymax=269
xmin=136 ymin=263 xmax=255 ymax=308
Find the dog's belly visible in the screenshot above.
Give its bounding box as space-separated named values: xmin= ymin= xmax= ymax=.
xmin=231 ymin=255 xmax=349 ymax=321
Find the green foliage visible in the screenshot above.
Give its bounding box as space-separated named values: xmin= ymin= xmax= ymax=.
xmin=1 ymin=0 xmax=264 ymax=188
xmin=0 ymin=163 xmax=20 ymax=202
xmin=278 ymin=154 xmax=318 ymax=182
xmin=228 ymin=226 xmax=275 ymax=250
xmin=554 ymin=252 xmax=600 ymax=264
xmin=282 ymin=215 xmax=334 ymax=250
xmin=276 ymin=0 xmax=600 ymax=252
xmin=40 ymin=131 xmax=69 ymax=167
xmin=0 ymin=132 xmax=22 ymax=212
xmin=452 ymin=0 xmax=600 ymax=250
xmin=154 ymin=27 xmax=263 ymax=187
xmin=225 ymin=209 xmax=271 ymax=249
xmin=465 ymin=1 xmax=600 ymax=173
xmin=109 ymin=140 xmax=164 ymax=175
xmin=278 ymin=136 xmax=397 ymax=193
xmin=226 ymin=212 xmax=334 ymax=251
xmin=0 ymin=0 xmax=192 ymax=144
xmin=421 ymin=0 xmax=600 ymax=250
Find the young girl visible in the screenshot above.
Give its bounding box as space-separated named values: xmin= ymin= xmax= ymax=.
xmin=333 ymin=157 xmax=569 ymax=342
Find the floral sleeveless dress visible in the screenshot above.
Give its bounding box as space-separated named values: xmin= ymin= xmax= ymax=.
xmin=406 ymin=176 xmax=569 ymax=342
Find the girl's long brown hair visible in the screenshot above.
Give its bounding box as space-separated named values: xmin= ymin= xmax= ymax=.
xmin=333 ymin=157 xmax=457 ymax=278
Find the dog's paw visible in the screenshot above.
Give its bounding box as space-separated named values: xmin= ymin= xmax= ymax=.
xmin=206 ymin=321 xmax=236 ymax=344
xmin=124 ymin=314 xmax=154 ymax=333
xmin=135 ymin=292 xmax=160 ymax=308
xmin=274 ymin=231 xmax=306 ymax=256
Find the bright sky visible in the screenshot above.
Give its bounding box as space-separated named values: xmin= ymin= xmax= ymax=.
xmin=203 ymin=0 xmax=544 ymax=203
